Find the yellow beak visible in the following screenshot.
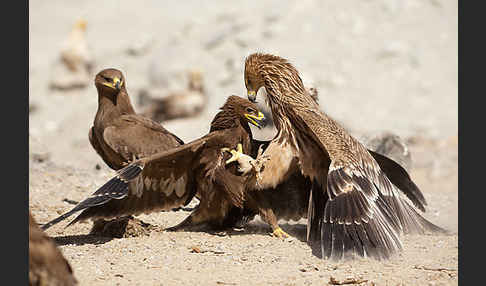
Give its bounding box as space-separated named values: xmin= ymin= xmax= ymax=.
xmin=101 ymin=77 xmax=123 ymax=90
xmin=245 ymin=111 xmax=266 ymax=129
xmin=247 ymin=90 xmax=257 ymax=102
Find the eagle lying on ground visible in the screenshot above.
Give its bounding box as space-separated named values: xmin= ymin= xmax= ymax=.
xmin=224 ymin=53 xmax=446 ymax=260
xmin=42 ymin=95 xmax=272 ymax=232
xmin=138 ymin=69 xmax=207 ymax=122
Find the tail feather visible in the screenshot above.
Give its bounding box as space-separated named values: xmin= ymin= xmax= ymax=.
xmin=307 ymin=180 xmax=324 ymax=243
xmin=41 ymin=163 xmax=143 ymax=231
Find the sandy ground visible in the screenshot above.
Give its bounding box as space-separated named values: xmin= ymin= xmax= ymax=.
xmin=29 ymin=1 xmax=458 ymax=285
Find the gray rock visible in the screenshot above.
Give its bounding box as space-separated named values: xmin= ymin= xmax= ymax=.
xmin=362 ymin=131 xmax=412 ymax=171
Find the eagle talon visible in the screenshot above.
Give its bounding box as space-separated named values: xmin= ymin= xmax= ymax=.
xmin=272 ymin=227 xmax=290 ymax=239
xmin=223 ymin=143 xmax=243 ymax=164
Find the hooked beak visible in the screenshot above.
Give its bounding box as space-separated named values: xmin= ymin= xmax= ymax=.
xmin=113 ymin=77 xmax=122 ymax=90
xmin=102 ymin=77 xmax=123 ymax=91
xmin=247 ymin=90 xmax=257 ymax=103
xmin=245 ymin=111 xmax=266 ymax=129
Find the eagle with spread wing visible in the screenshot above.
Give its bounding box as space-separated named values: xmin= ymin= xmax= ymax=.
xmin=224 ymin=53 xmax=445 ymax=260
xmin=42 ymin=95 xmax=272 ymax=232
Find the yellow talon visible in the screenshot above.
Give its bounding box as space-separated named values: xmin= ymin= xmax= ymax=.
xmin=272 ymin=227 xmax=290 ymax=239
xmin=222 ymin=143 xmax=243 ymax=164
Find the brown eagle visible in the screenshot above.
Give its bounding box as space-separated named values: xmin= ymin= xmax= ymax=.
xmin=225 ymin=53 xmax=445 ymax=260
xmin=89 ymin=68 xmax=185 ymax=171
xmin=30 ymin=212 xmax=77 ymax=286
xmin=41 ymin=95 xmax=269 ymax=232
xmin=138 ymin=69 xmax=207 ymax=122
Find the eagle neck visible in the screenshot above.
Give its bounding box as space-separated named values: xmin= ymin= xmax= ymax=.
xmin=267 ymin=88 xmax=353 ymax=161
xmin=95 ymin=87 xmax=135 ymax=129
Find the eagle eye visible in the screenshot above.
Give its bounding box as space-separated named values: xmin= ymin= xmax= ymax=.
xmin=246 ymin=107 xmax=254 ymax=113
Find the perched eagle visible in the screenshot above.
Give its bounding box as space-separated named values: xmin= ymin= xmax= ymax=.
xmin=41 ymin=95 xmax=268 ymax=232
xmin=225 ymin=53 xmax=445 ymax=260
xmin=29 ymin=212 xmax=77 ymax=286
xmin=89 ymin=68 xmax=185 ymax=171
xmin=84 ymin=68 xmax=186 ymax=232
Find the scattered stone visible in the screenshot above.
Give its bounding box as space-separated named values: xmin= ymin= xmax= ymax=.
xmin=62 ymin=198 xmax=79 ymax=205
xmin=203 ymin=22 xmax=244 ymax=50
xmin=90 ymin=217 xmax=157 ymax=238
xmin=329 ymin=276 xmax=369 ymax=285
xmin=126 ymin=34 xmax=155 ymax=56
xmin=377 ymin=41 xmax=409 ymax=59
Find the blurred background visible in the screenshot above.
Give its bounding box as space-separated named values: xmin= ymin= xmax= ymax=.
xmin=29 ymin=0 xmax=457 ymax=168
xmin=29 ymin=1 xmax=457 ymax=231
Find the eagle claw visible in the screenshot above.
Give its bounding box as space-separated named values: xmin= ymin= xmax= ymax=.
xmin=222 ymin=143 xmax=243 ymax=164
xmin=272 ymin=227 xmax=290 ymax=239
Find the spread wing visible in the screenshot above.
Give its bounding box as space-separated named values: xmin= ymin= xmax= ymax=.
xmin=103 ymin=114 xmax=184 ymax=162
xmin=320 ymin=159 xmax=403 ymax=260
xmin=369 ymin=150 xmax=426 ymax=212
xmin=41 ymin=133 xmax=215 ymax=230
xmin=243 ymin=135 xmax=430 ymax=234
xmin=290 ymin=107 xmax=445 ymax=260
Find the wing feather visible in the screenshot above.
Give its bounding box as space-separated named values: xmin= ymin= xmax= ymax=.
xmin=369 ymin=150 xmax=427 ymax=212
xmin=41 ymin=135 xmax=213 ymax=230
xmin=103 ymin=114 xmax=184 ymax=163
xmin=320 ymin=161 xmax=403 ymax=260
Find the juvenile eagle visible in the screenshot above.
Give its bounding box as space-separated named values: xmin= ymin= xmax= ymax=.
xmin=42 ymin=95 xmax=269 ymax=232
xmin=226 ymin=53 xmax=445 ymax=260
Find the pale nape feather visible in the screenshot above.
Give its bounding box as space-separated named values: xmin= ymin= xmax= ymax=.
xmin=239 ymin=52 xmax=446 ymax=260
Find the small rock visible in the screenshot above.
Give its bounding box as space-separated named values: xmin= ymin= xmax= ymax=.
xmin=362 ymin=131 xmax=412 ymax=171
xmin=190 ymin=246 xmax=202 ymax=253
xmin=90 ymin=217 xmax=156 ymax=238
xmin=126 ymin=34 xmax=155 ymax=56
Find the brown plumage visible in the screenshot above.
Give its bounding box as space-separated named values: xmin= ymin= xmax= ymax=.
xmin=224 ymin=132 xmax=420 ymax=233
xmin=227 ymin=52 xmax=445 ymax=260
xmin=84 ymin=68 xmax=185 ymax=232
xmin=138 ymin=70 xmax=207 ymax=122
xmin=42 ymin=95 xmax=267 ymax=232
xmin=225 ymin=95 xmax=416 ymax=231
xmin=89 ymin=68 xmax=185 ymax=171
xmin=29 ymin=212 xmax=77 ymax=286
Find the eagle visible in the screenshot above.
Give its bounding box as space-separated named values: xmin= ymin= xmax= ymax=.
xmin=29 ymin=211 xmax=77 ymax=286
xmin=138 ymin=69 xmax=207 ymax=122
xmin=89 ymin=68 xmax=185 ymax=171
xmin=41 ymin=95 xmax=269 ymax=232
xmin=83 ymin=68 xmax=187 ymax=232
xmin=224 ymin=53 xmax=445 ymax=260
